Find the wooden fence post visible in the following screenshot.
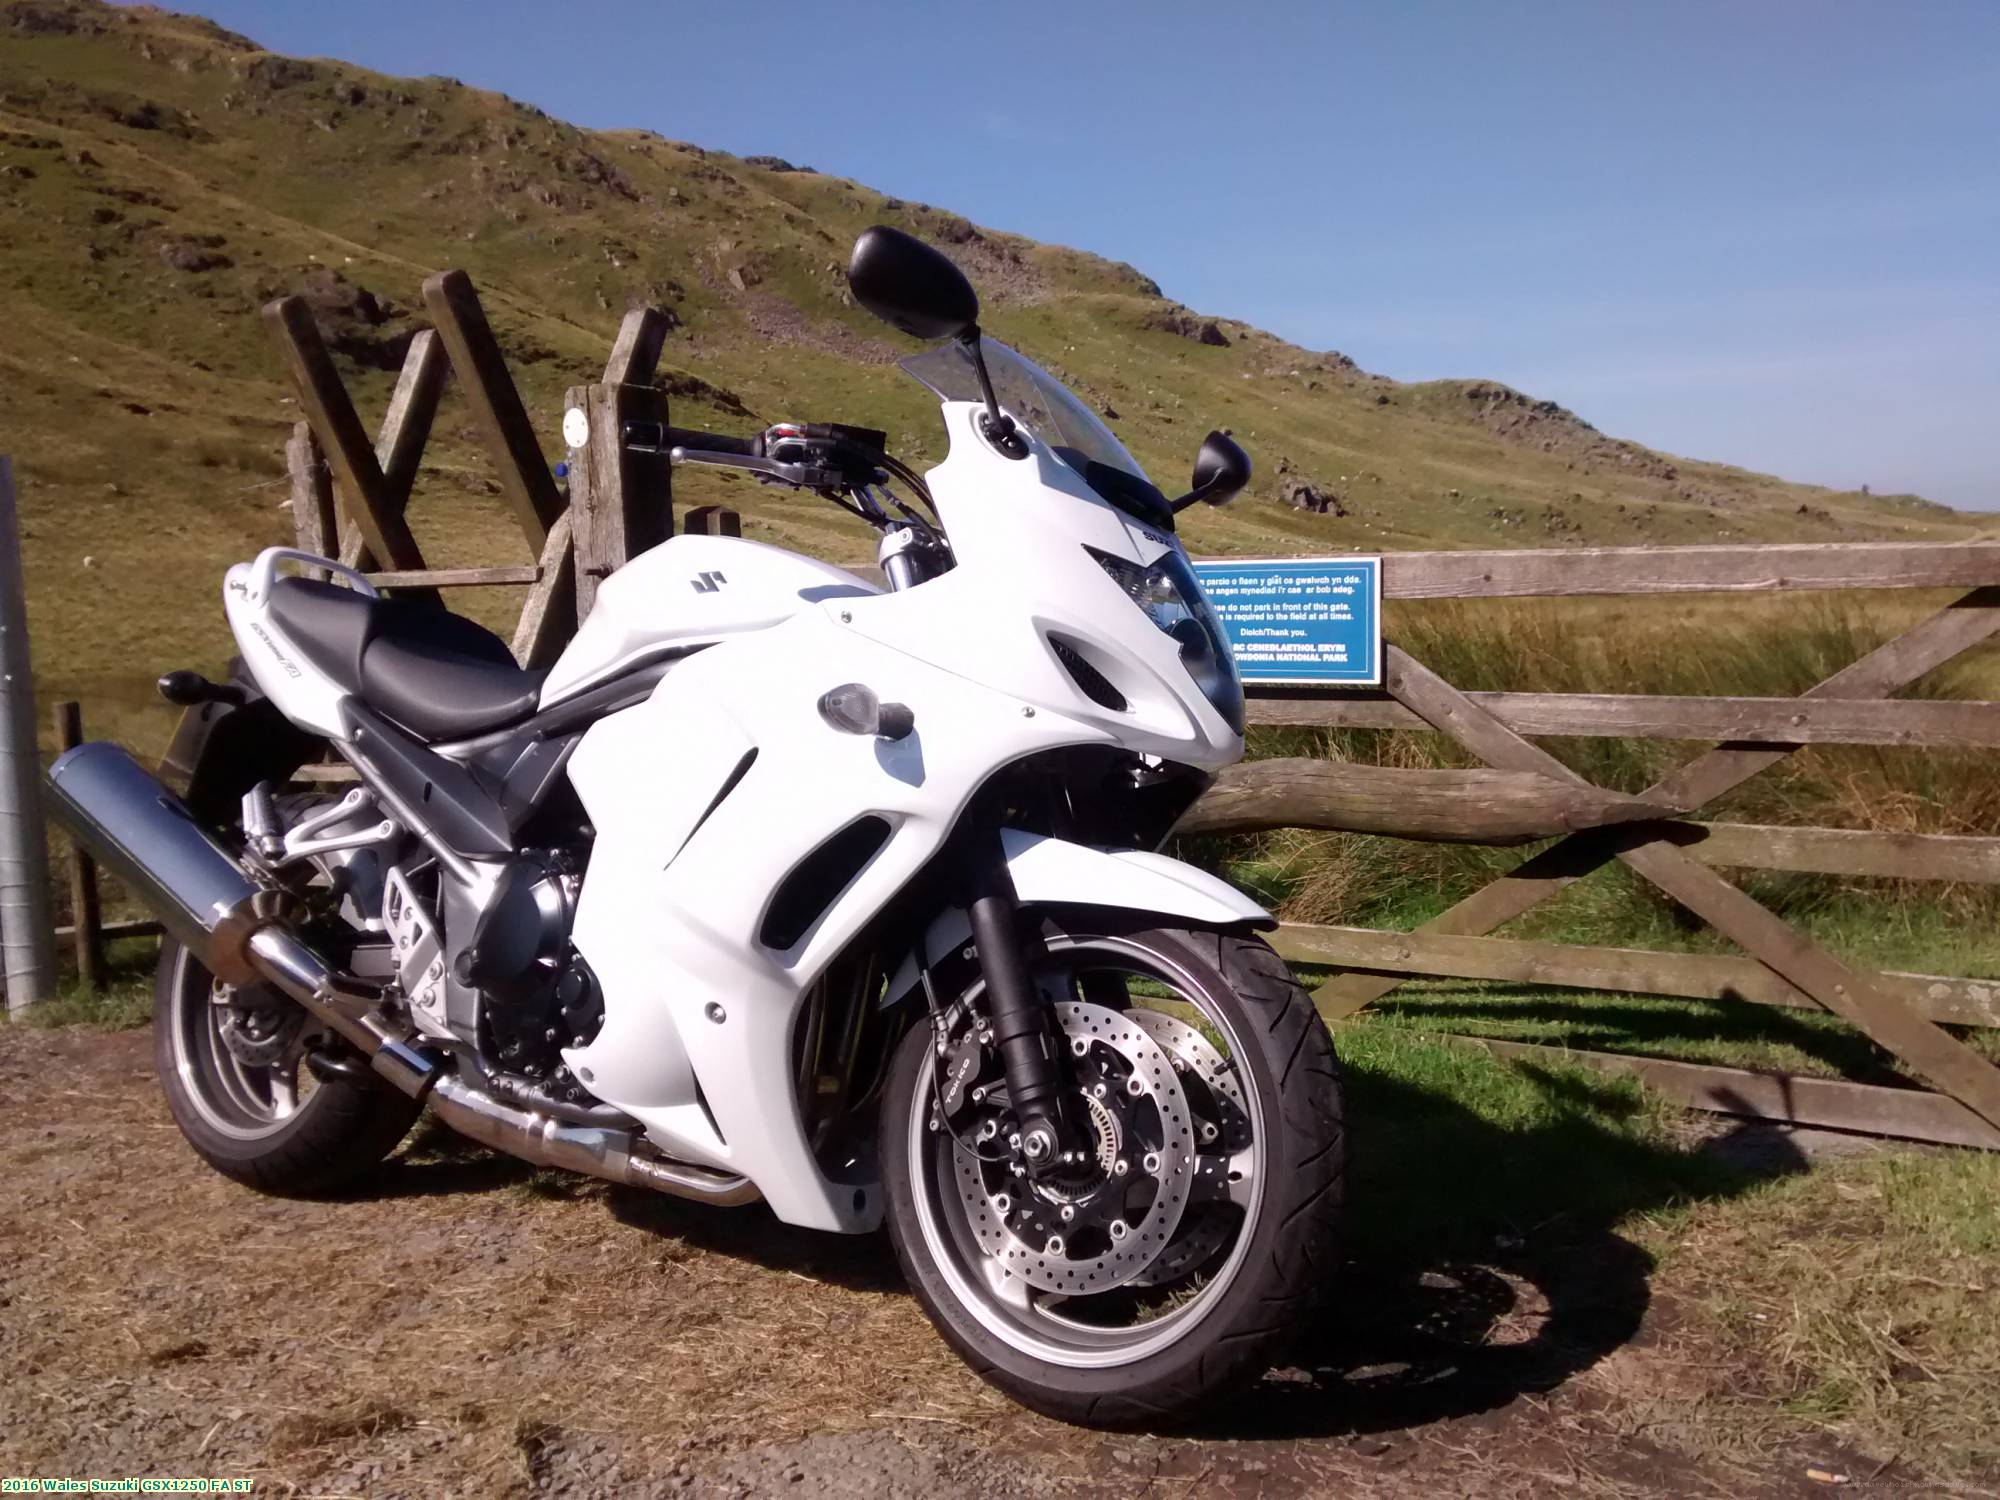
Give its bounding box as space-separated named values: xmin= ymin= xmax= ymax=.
xmin=420 ymin=270 xmax=566 ymax=550
xmin=53 ymin=701 xmax=101 ymax=992
xmin=284 ymin=422 xmax=337 ymax=572
xmin=565 ymin=310 xmax=676 ymax=619
xmin=681 ymin=507 xmax=741 ymax=538
xmin=0 ymin=456 xmax=54 ymax=1013
xmin=565 ymin=382 xmax=672 ymax=618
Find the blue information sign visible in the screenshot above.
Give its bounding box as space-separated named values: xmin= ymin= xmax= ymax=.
xmin=1192 ymin=557 xmax=1383 ymax=686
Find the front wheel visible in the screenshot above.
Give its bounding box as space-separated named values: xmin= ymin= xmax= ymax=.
xmin=879 ymin=914 xmax=1345 ymax=1426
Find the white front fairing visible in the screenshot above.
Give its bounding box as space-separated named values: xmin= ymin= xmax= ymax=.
xmin=563 ymin=401 xmax=1255 ymax=1232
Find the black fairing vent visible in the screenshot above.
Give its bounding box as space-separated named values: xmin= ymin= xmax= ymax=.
xmin=759 ymin=816 xmax=893 ymax=951
xmin=1050 ymin=636 xmax=1127 ymax=712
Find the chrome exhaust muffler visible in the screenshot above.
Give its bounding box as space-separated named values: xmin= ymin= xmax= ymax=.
xmin=45 ymin=741 xmax=435 ymax=1092
xmin=44 ymin=742 xmax=757 ymax=1207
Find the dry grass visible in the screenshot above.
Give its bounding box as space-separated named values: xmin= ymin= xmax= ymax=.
xmin=13 ymin=983 xmax=2000 ymax=1493
xmin=1652 ymin=1149 xmax=2000 ymax=1483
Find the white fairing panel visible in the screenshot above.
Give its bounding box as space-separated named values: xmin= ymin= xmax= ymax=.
xmin=1000 ymin=830 xmax=1272 ymax=927
xmin=541 ymin=534 xmax=879 ymax=703
xmin=562 ymin=606 xmax=1114 ymax=1232
xmin=564 ymin=399 xmax=1250 ymax=1233
xmin=837 ymin=404 xmax=1245 ymax=770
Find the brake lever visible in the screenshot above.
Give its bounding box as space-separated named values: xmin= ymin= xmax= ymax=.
xmin=668 ymin=446 xmax=841 ymax=490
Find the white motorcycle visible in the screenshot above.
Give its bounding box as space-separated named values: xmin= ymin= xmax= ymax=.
xmin=49 ymin=227 xmax=1344 ymax=1424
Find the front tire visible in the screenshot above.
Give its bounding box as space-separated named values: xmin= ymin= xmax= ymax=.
xmin=879 ymin=914 xmax=1344 ymax=1426
xmin=154 ymin=939 xmax=421 ymax=1197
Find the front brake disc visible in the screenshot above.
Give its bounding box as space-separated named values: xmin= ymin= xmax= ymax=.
xmin=1126 ymin=1008 xmax=1252 ymax=1287
xmin=952 ymin=1000 xmax=1197 ymax=1295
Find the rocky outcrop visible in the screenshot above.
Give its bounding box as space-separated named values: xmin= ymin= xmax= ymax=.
xmin=154 ymin=232 xmax=230 ymax=272
xmin=1282 ymin=481 xmax=1344 ymax=516
xmin=1144 ymin=309 xmax=1230 ymax=347
xmin=284 ymin=266 xmax=417 ymax=370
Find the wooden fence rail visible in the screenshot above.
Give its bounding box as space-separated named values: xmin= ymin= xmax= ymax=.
xmin=1374 ymin=541 xmax=2000 ymax=598
xmin=40 ymin=269 xmax=2000 ymax=1155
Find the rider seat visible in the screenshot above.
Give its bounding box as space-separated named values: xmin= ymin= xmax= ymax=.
xmin=266 ymin=577 xmax=546 ymax=741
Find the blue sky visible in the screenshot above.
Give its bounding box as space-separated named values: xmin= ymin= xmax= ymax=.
xmin=186 ymin=1 xmax=1998 ymax=507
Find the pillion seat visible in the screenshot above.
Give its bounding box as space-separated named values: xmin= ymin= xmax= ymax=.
xmin=266 ymin=576 xmax=546 ymax=741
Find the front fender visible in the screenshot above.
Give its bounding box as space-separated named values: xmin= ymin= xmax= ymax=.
xmin=884 ymin=829 xmax=1271 ymax=1002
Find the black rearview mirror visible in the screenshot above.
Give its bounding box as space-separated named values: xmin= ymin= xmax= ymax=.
xmin=1170 ymin=430 xmax=1252 ymax=512
xmin=847 ymin=226 xmax=980 ymax=341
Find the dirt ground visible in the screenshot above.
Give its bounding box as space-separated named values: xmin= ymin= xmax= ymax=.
xmin=0 ymin=1025 xmax=1946 ymax=1498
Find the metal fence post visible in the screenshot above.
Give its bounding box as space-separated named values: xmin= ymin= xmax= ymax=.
xmin=0 ymin=456 xmax=55 ymax=1013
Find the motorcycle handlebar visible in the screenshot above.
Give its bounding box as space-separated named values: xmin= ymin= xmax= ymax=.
xmin=623 ymin=422 xmax=759 ymax=457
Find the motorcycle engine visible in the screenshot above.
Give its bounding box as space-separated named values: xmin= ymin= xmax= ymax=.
xmin=448 ymin=851 xmax=605 ymax=1103
xmin=479 ymin=947 xmax=604 ymax=1102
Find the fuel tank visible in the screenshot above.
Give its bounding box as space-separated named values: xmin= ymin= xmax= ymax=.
xmin=539 ymin=534 xmax=879 ymax=703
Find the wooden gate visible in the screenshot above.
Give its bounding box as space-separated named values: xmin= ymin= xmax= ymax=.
xmin=1226 ymin=545 xmax=2000 ymax=1148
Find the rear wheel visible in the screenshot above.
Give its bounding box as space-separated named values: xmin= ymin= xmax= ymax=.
xmin=154 ymin=938 xmax=420 ymax=1197
xmin=880 ymin=913 xmax=1344 ymax=1426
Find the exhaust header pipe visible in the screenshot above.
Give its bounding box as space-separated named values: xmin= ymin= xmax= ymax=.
xmin=43 ymin=742 xmax=757 ymax=1207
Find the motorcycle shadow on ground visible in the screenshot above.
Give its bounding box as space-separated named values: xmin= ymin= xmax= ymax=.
xmin=357 ymin=1055 xmax=1810 ymax=1438
xmin=1185 ymin=1062 xmax=1810 ymax=1441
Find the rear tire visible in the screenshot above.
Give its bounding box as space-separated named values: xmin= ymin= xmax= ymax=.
xmin=154 ymin=939 xmax=420 ymax=1198
xmin=879 ymin=913 xmax=1344 ymax=1427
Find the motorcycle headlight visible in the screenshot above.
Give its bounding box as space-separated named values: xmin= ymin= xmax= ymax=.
xmin=1086 ymin=546 xmax=1244 ymax=734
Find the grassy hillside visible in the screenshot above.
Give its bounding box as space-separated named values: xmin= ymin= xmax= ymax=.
xmin=0 ymin=0 xmax=1982 ymax=739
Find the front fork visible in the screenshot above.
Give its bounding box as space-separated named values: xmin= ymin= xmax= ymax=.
xmin=963 ymin=836 xmax=1087 ymax=1170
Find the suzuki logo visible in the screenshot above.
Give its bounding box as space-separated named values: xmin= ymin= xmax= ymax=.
xmin=690 ymin=571 xmax=727 ymax=594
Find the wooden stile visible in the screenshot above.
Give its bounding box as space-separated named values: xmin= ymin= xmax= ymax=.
xmin=512 ymin=512 xmax=577 ymax=669
xmin=681 ymin=506 xmax=742 ymax=538
xmin=565 ymin=381 xmax=671 ymax=617
xmin=348 ymin=328 xmax=449 ymax=572
xmin=364 ymin=565 xmax=543 ymax=589
xmin=602 ymin=305 xmax=673 ymax=388
xmin=262 ymin=297 xmax=435 ymax=599
xmin=284 ymin=422 xmax=338 ymax=577
xmin=420 ymin=270 xmax=565 ymax=549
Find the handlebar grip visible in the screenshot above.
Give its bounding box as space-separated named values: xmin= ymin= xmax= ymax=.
xmin=624 ymin=422 xmax=759 ymax=457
